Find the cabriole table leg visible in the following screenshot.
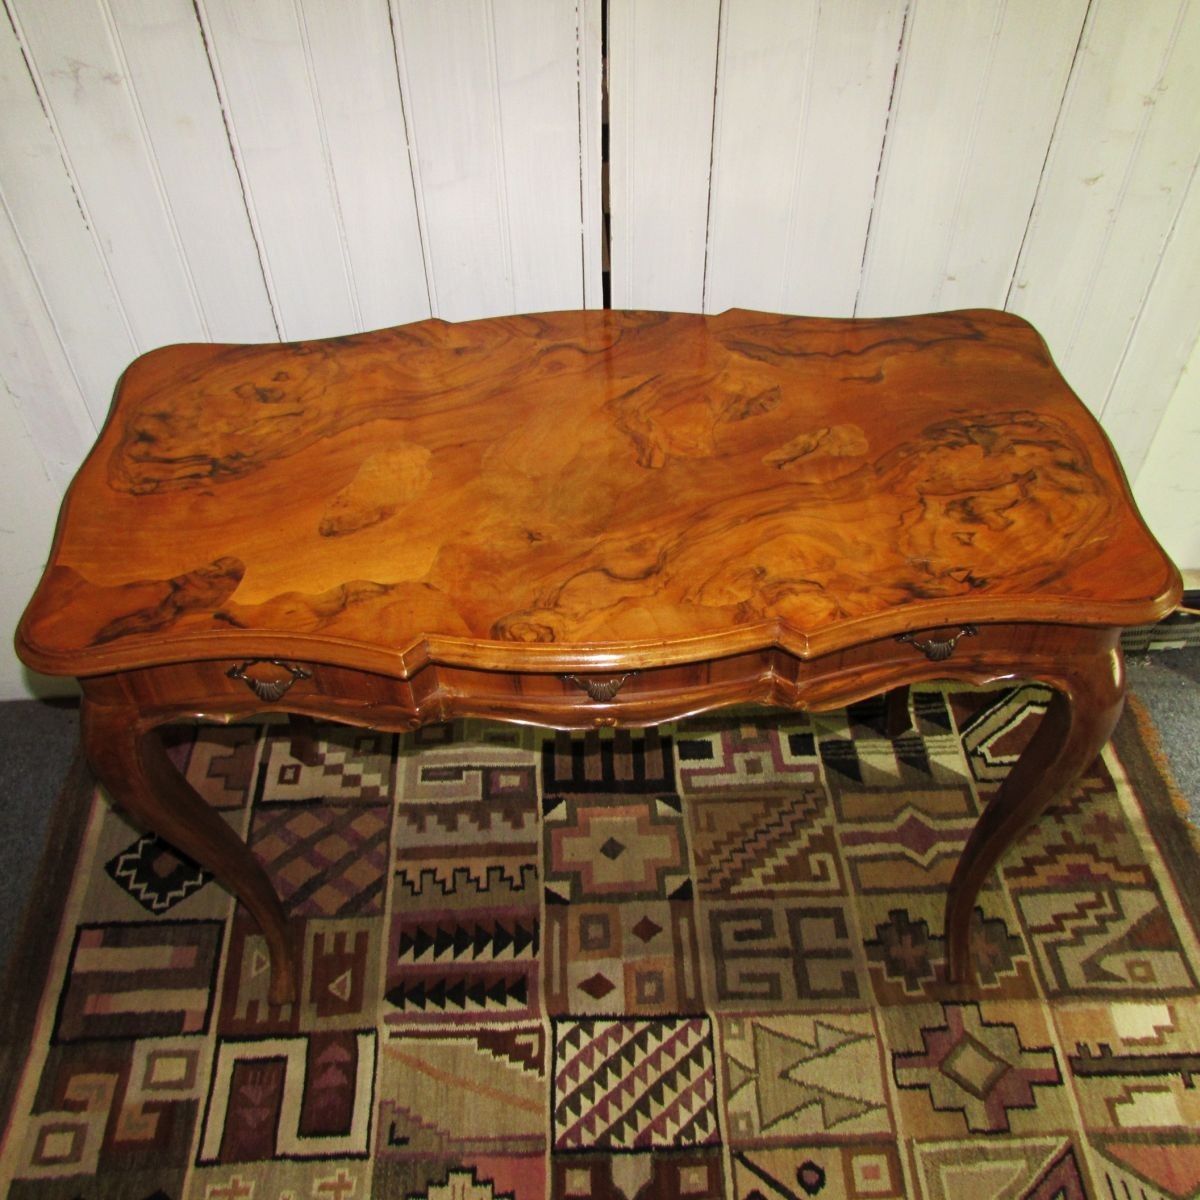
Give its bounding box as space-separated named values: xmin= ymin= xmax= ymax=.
xmin=943 ymin=643 xmax=1126 ymax=984
xmin=81 ymin=699 xmax=298 ymax=1005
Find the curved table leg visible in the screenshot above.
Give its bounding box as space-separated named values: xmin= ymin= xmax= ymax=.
xmin=944 ymin=645 xmax=1126 ymax=984
xmin=82 ymin=700 xmax=298 ymax=1005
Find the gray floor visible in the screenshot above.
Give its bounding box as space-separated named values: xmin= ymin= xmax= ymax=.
xmin=0 ymin=698 xmax=80 ymax=972
xmin=1 ymin=652 xmax=1197 ymax=975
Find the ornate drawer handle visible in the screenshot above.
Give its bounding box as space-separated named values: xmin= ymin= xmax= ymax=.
xmin=563 ymin=673 xmax=633 ymax=702
xmin=227 ymin=659 xmax=312 ymax=701
xmin=896 ymin=625 xmax=977 ymax=662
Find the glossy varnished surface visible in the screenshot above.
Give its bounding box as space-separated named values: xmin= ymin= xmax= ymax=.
xmin=18 ymin=309 xmax=1181 ymax=677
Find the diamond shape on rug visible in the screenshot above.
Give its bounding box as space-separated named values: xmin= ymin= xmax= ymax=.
xmin=891 ymin=1003 xmax=1064 ymax=1134
xmin=545 ymin=795 xmax=688 ymax=902
xmin=105 ymin=833 xmax=212 ymax=914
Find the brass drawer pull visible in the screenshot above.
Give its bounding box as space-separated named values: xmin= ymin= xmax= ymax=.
xmin=564 ymin=673 xmax=632 ymax=702
xmin=896 ymin=626 xmax=977 ymax=662
xmin=227 ymin=659 xmax=312 ymax=701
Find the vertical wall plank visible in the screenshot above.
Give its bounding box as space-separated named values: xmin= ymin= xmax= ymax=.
xmin=1010 ymin=0 xmax=1200 ymax=413
xmin=705 ymin=0 xmax=906 ymax=317
xmin=12 ymin=0 xmax=219 ymax=347
xmin=1102 ymin=162 xmax=1200 ymax=477
xmin=857 ymin=0 xmax=1087 ymax=316
xmin=1133 ymin=330 xmax=1200 ymax=568
xmin=578 ymin=0 xmax=605 ymax=308
xmin=105 ymin=0 xmax=278 ymax=342
xmin=393 ymin=0 xmax=586 ymax=321
xmin=293 ymin=0 xmax=428 ymax=331
xmin=0 ymin=385 xmax=74 ymax=698
xmin=0 ymin=204 xmax=97 ymax=489
xmin=608 ymin=0 xmax=720 ymax=311
xmin=198 ymin=0 xmax=367 ymax=340
xmin=492 ymin=0 xmax=590 ymax=314
xmin=0 ymin=6 xmax=133 ymax=424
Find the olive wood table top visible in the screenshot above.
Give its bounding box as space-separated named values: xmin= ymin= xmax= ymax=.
xmin=17 ymin=308 xmax=1180 ymax=680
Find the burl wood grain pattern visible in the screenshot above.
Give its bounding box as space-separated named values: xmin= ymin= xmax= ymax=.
xmin=16 ymin=309 xmax=1183 ymax=1000
xmin=17 ymin=309 xmax=1179 ymax=677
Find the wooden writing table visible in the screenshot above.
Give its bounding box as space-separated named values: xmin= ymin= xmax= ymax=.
xmin=16 ymin=309 xmax=1181 ymax=1004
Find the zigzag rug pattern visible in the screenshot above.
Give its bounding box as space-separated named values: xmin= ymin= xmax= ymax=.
xmin=2 ymin=686 xmax=1199 ymax=1199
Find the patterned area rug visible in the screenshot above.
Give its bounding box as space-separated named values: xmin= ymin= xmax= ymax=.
xmin=2 ymin=683 xmax=1199 ymax=1199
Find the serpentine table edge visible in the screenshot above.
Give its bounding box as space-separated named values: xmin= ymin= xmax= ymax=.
xmin=15 ymin=307 xmax=1182 ymax=1005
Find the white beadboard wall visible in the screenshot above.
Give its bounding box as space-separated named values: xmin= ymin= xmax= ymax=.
xmin=1 ymin=0 xmax=1196 ymax=700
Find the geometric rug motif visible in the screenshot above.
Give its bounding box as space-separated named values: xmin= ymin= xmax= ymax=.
xmin=1059 ymin=998 xmax=1200 ymax=1135
xmin=6 ymin=688 xmax=1200 ymax=1200
xmin=687 ymin=787 xmax=845 ymax=896
xmin=249 ymin=802 xmax=392 ymax=917
xmin=891 ymin=1003 xmax=1064 ymax=1134
xmin=1090 ymin=1134 xmax=1200 ymax=1200
xmin=543 ymin=779 xmax=700 ymax=1014
xmin=8 ymin=1037 xmax=202 ymax=1192
xmin=1001 ymin=759 xmax=1153 ymax=893
xmin=552 ymin=1017 xmax=719 ymax=1150
xmin=721 ymin=1012 xmax=890 ymax=1140
xmin=832 ymin=784 xmax=980 ymax=893
xmin=543 ymin=792 xmax=690 ymax=906
xmin=384 ymin=902 xmax=540 ymax=1026
xmin=376 ymin=1027 xmax=546 ymax=1159
xmin=552 ymin=1148 xmax=724 ymax=1199
xmin=542 ymin=727 xmax=676 ymax=795
xmin=673 ymin=714 xmax=822 ymax=795
xmin=814 ymin=691 xmax=968 ymax=793
xmin=704 ymin=897 xmax=864 ymax=1007
xmin=911 ymin=1138 xmax=1088 ymax=1200
xmin=392 ymin=735 xmax=538 ymax=906
xmin=1015 ymin=884 xmax=1198 ymax=997
xmin=544 ymin=896 xmax=704 ymax=1015
xmin=104 ymin=832 xmax=212 ymax=915
xmin=254 ymin=725 xmax=399 ymax=805
xmin=52 ymin=921 xmax=223 ymax=1043
xmin=955 ymin=684 xmax=1053 ymax=786
xmin=863 ymin=904 xmax=1033 ymax=1001
xmin=176 ymin=722 xmax=264 ymax=809
xmin=731 ymin=1143 xmax=908 ymax=1200
xmin=197 ymin=1030 xmax=375 ymax=1163
xmin=215 ymin=914 xmax=384 ymax=1038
